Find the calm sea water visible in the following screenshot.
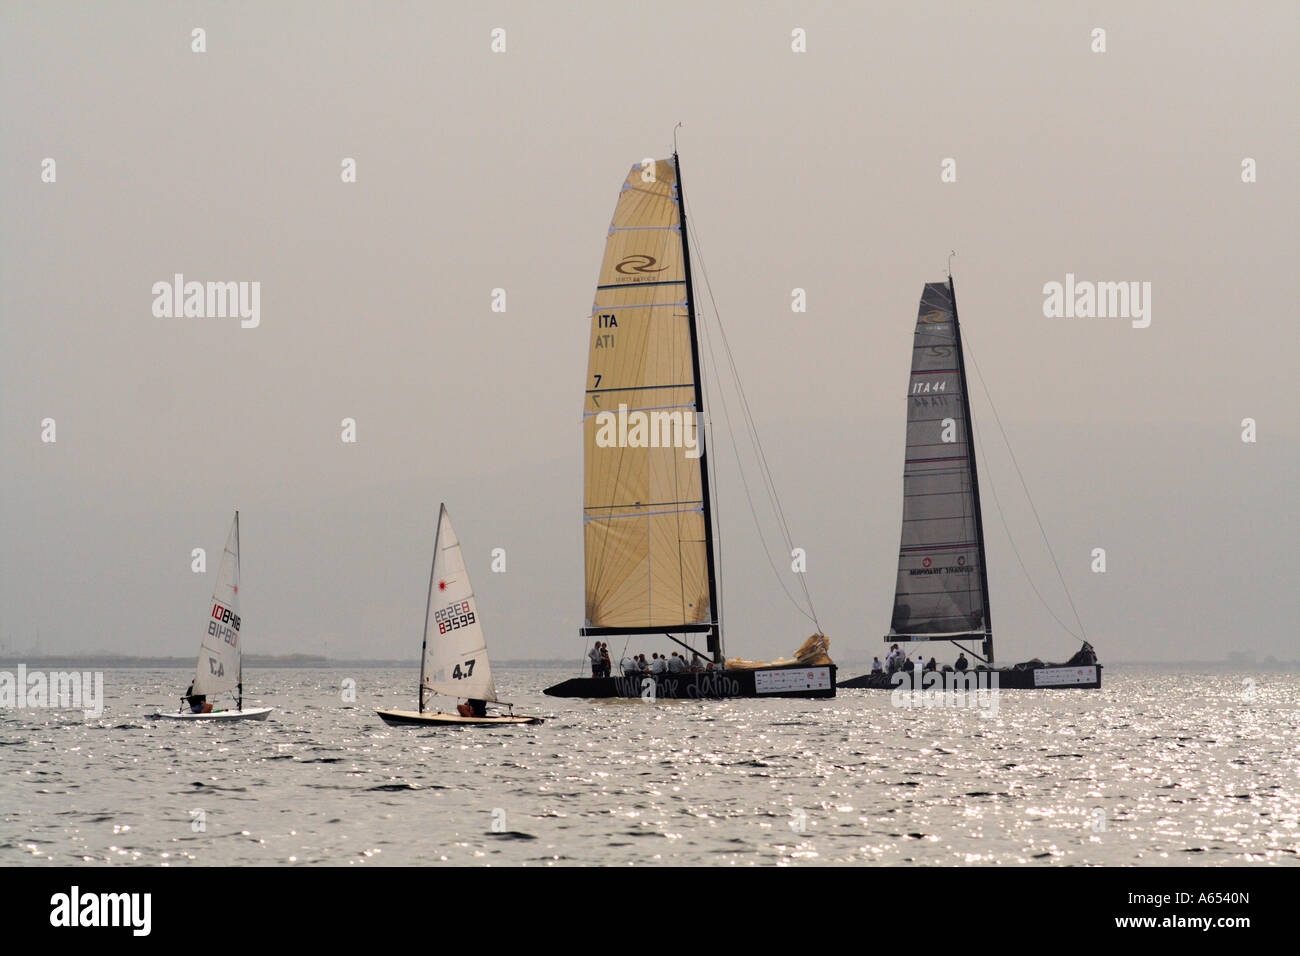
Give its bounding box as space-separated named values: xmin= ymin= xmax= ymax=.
xmin=1 ymin=665 xmax=1296 ymax=866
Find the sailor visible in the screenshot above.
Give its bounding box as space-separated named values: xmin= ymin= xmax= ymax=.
xmin=600 ymin=643 xmax=612 ymax=677
xmin=650 ymin=653 xmax=668 ymax=675
xmin=620 ymin=655 xmax=638 ymax=676
xmin=184 ymin=682 xmax=208 ymax=714
xmin=871 ymin=657 xmax=883 ymax=674
xmin=668 ymin=652 xmax=687 ymax=673
xmin=925 ymin=657 xmax=938 ymax=672
xmin=690 ymin=652 xmax=704 ymax=672
xmin=465 ymin=698 xmax=488 ymax=718
xmin=954 ymin=652 xmax=968 ymax=672
xmin=589 ymin=643 xmax=604 ymax=677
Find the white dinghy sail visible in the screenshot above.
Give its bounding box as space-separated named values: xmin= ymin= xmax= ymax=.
xmin=419 ymin=503 xmax=496 ymax=710
xmin=154 ymin=511 xmax=272 ymax=720
xmin=195 ymin=512 xmax=245 ymax=703
xmin=377 ymin=504 xmax=540 ymax=726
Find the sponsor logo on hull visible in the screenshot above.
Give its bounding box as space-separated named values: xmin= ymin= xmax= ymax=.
xmin=1033 ymin=665 xmax=1098 ymax=686
xmin=754 ymin=667 xmax=832 ymax=694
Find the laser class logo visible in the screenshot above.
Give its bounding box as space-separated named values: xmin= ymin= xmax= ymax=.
xmin=614 ymin=254 xmax=668 ymax=275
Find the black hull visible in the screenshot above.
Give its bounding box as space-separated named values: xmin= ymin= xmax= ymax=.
xmin=839 ymin=663 xmax=1101 ymax=690
xmin=544 ymin=663 xmax=837 ymax=699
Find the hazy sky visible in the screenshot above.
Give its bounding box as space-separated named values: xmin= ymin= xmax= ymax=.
xmin=2 ymin=2 xmax=1296 ymax=666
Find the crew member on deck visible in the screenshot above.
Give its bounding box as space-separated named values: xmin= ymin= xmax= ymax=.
xmin=955 ymin=652 xmax=969 ymax=672
xmin=871 ymin=657 xmax=883 ymax=674
xmin=589 ymin=643 xmax=603 ymax=677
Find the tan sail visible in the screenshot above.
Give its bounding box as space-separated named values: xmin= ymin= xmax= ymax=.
xmin=583 ymin=159 xmax=712 ymax=630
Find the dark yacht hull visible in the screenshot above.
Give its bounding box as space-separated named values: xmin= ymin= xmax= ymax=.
xmin=544 ymin=663 xmax=837 ymax=699
xmin=839 ymin=663 xmax=1101 ymax=690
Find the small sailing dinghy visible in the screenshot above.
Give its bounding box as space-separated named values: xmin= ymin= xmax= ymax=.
xmin=839 ymin=278 xmax=1101 ymax=691
xmin=543 ymin=151 xmax=836 ymax=701
xmin=376 ymin=504 xmax=541 ymax=727
xmin=154 ymin=511 xmax=273 ymax=721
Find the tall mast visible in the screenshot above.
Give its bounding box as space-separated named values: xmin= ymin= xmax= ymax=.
xmin=674 ymin=151 xmax=723 ymax=663
xmin=235 ymin=510 xmax=242 ymax=711
xmin=948 ymin=277 xmax=994 ymax=664
xmin=417 ymin=504 xmax=444 ymax=713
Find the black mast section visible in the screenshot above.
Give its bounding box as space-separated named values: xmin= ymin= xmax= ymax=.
xmin=674 ymin=151 xmax=722 ymax=663
xmin=948 ymin=277 xmax=994 ymax=664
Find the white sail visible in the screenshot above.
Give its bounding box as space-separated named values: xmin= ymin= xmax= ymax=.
xmin=420 ymin=504 xmax=496 ymax=706
xmin=193 ymin=512 xmax=241 ymax=697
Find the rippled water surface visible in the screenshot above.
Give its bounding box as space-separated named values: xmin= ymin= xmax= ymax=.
xmin=2 ymin=666 xmax=1297 ymax=866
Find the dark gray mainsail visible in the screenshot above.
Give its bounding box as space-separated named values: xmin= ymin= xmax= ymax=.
xmin=888 ymin=279 xmax=993 ymax=660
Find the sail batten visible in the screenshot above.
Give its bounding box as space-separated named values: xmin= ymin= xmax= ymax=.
xmin=888 ymin=281 xmax=990 ymax=644
xmin=582 ymin=157 xmax=715 ymax=638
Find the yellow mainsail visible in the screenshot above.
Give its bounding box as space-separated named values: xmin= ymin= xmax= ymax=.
xmin=583 ymin=158 xmax=713 ymax=633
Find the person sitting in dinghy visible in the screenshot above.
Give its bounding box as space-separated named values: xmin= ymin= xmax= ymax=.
xmin=183 ymin=682 xmax=212 ymax=714
xmin=456 ymin=698 xmax=488 ymax=718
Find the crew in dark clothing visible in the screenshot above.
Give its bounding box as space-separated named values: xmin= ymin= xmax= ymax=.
xmin=184 ymin=682 xmax=208 ymax=713
xmin=954 ymin=652 xmax=968 ymax=672
xmin=924 ymin=657 xmax=938 ymax=672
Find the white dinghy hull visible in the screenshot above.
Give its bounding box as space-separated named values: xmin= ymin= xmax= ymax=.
xmin=376 ymin=708 xmax=540 ymax=727
xmin=153 ymin=707 xmax=274 ymax=722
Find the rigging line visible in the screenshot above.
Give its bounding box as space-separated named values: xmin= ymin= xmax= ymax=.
xmin=688 ymin=219 xmax=819 ymax=630
xmin=971 ymin=400 xmax=1082 ymax=641
xmin=687 ymin=215 xmax=821 ymax=630
xmin=962 ymin=328 xmax=1088 ymax=641
xmin=698 ymin=296 xmax=812 ymax=624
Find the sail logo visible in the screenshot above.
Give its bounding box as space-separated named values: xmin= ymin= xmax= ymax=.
xmin=151 ymin=274 xmax=261 ymax=328
xmin=1042 ymin=273 xmax=1152 ymax=328
xmin=208 ymin=602 xmax=240 ymax=650
xmin=614 ymin=254 xmax=668 ymax=276
xmin=593 ymin=403 xmax=702 ymax=459
xmin=49 ymin=886 xmax=151 ymax=936
xmin=889 ymin=669 xmax=999 ymax=717
xmin=0 ymin=665 xmax=104 ymax=718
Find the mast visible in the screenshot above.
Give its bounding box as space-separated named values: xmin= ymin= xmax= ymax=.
xmin=674 ymin=150 xmax=723 ymax=664
xmin=417 ymin=503 xmax=444 ymax=713
xmin=948 ymin=278 xmax=994 ymax=664
xmin=235 ymin=510 xmax=242 ymax=711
